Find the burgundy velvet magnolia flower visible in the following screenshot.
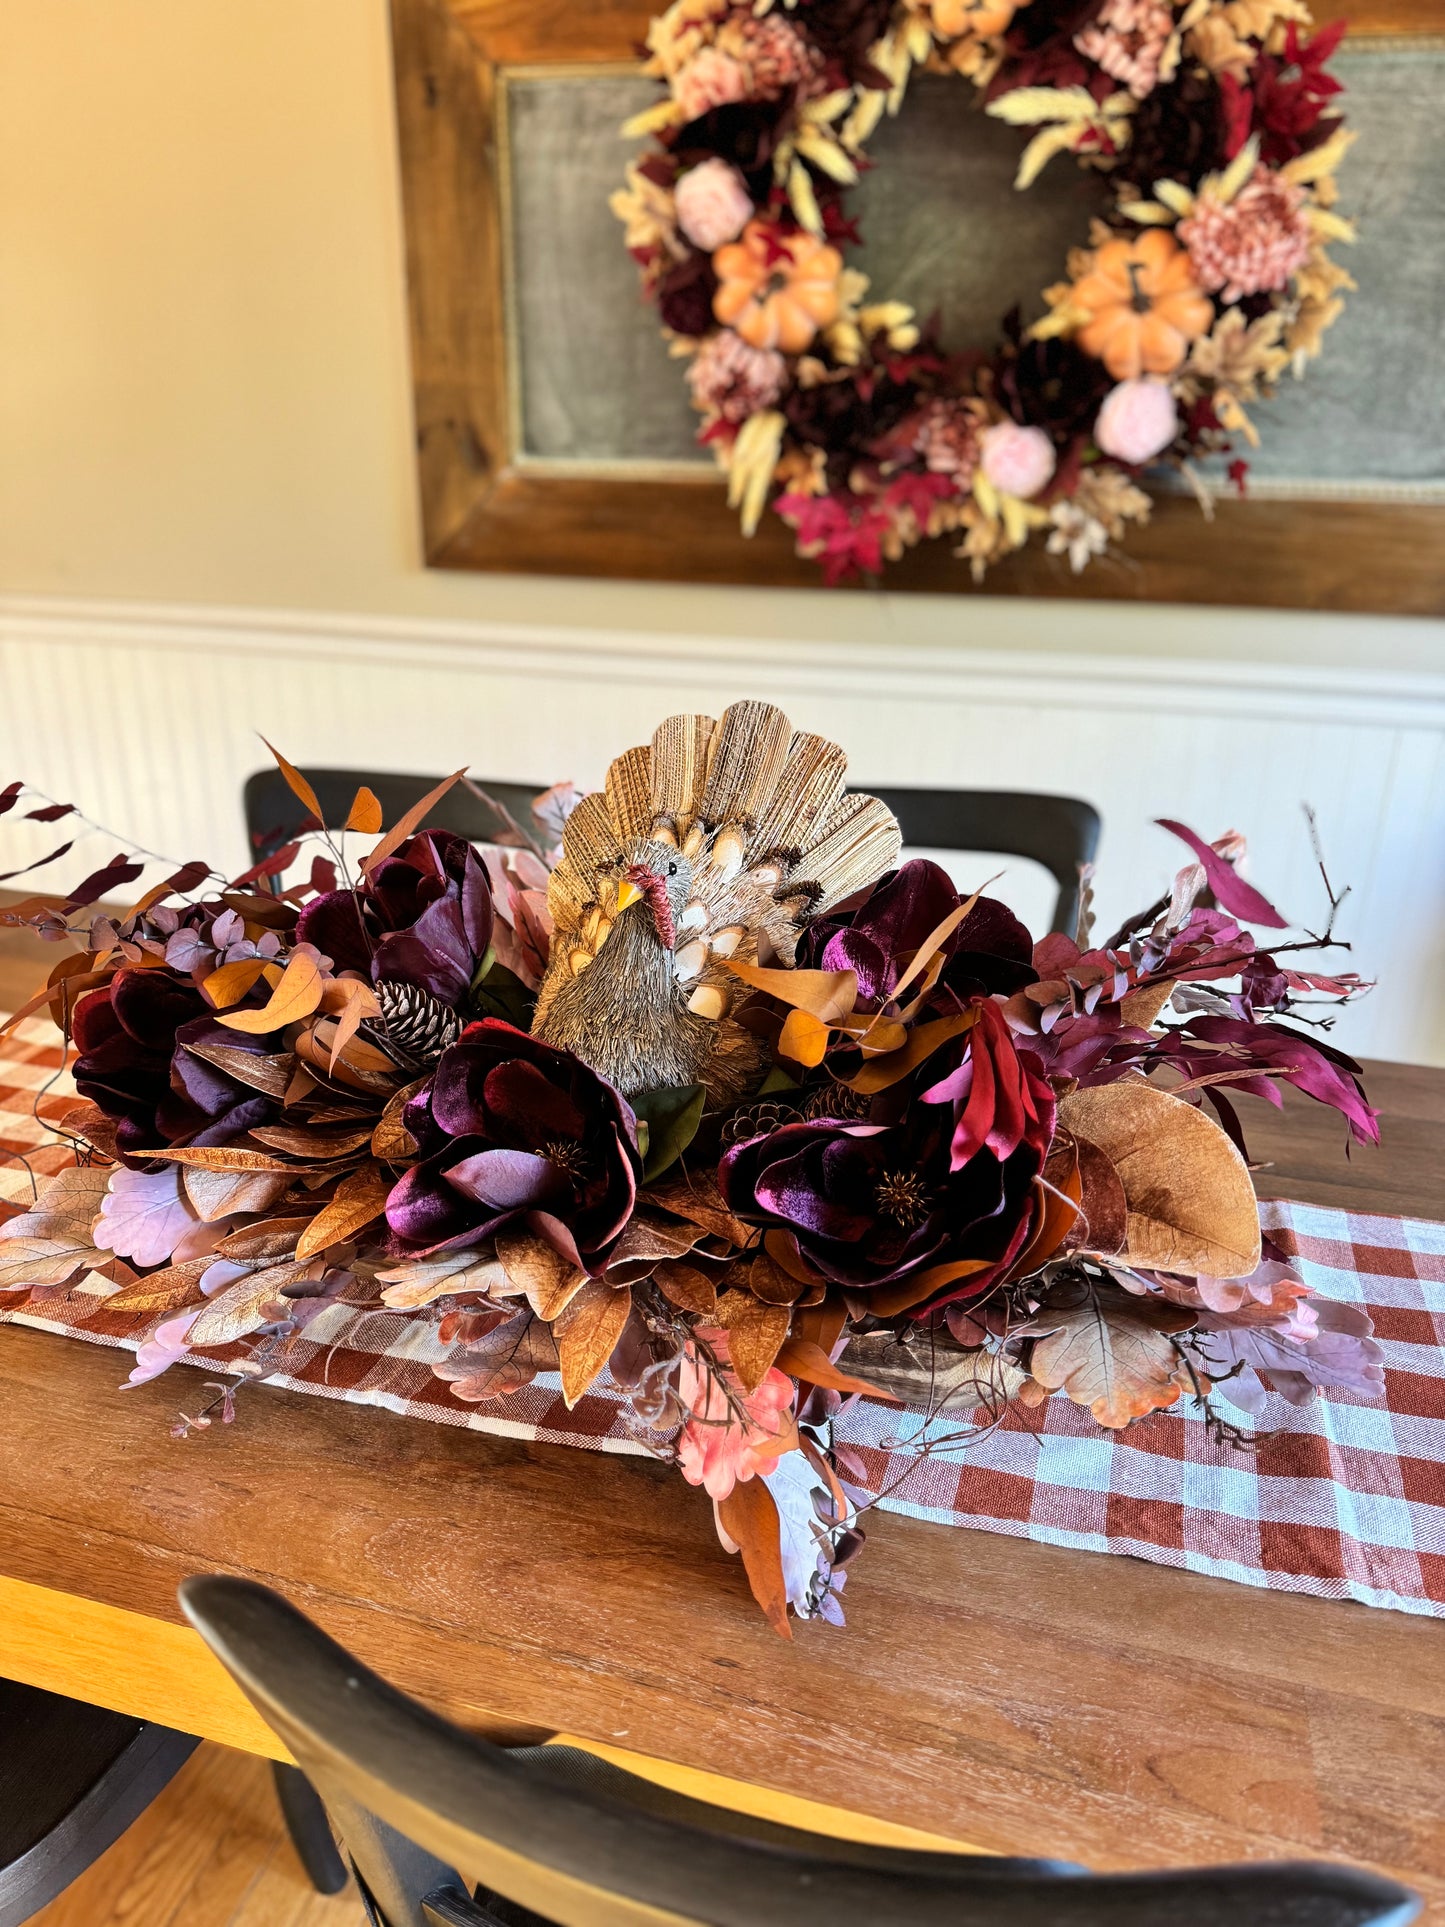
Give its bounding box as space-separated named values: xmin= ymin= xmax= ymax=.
xmin=72 ymin=972 xmax=280 ymax=1165
xmin=384 ymin=1019 xmax=641 ymax=1270
xmin=720 ymin=1002 xmax=1053 ymax=1307
xmin=296 ymin=830 xmax=493 ymax=1009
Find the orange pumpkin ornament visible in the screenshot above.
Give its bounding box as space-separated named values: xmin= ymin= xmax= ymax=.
xmin=929 ymin=0 xmax=1017 ymax=37
xmin=712 ymin=220 xmax=843 ymax=355
xmin=1070 ymin=229 xmax=1214 ymax=381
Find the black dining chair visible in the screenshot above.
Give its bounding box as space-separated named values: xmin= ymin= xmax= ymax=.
xmin=244 ymin=769 xmax=1099 ymax=935
xmin=179 ymin=1575 xmax=1418 ymax=1927
xmin=0 ymin=1679 xmax=197 ymax=1926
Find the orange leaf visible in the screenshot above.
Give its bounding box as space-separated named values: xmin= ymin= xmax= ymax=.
xmin=721 ymin=961 xmax=858 ymax=1024
xmin=262 ymin=739 xmax=323 ymax=824
xmin=653 ymin=1261 xmax=718 ymax=1317
xmin=791 ymin=1292 xmax=847 ymax=1358
xmin=777 ymin=1007 xmax=829 ymax=1068
xmin=714 ymin=1289 xmax=790 ymax=1393
xmin=217 ymin=949 xmax=324 ymax=1033
xmin=360 ymin=769 xmax=467 ymax=875
xmin=865 ymin=1256 xmax=992 ymax=1318
xmin=203 ymin=957 xmax=270 ymax=1009
xmin=554 ymin=1280 xmax=632 ymax=1407
xmin=496 ymin=1227 xmax=587 ymax=1320
xmin=319 ymin=976 xmax=382 ymax=1072
xmin=886 ymin=889 xmax=982 ymax=1006
xmin=344 ymin=786 xmax=384 ymax=834
xmin=102 ymin=1257 xmax=214 ymax=1316
xmin=844 ymin=1009 xmax=977 ymax=1094
xmin=775 ymin=1336 xmax=902 ymax=1403
xmin=716 ymin=1478 xmax=792 ymax=1639
xmin=294 ymin=1162 xmax=392 ymax=1261
xmin=142 ymin=1147 xmax=303 ymax=1171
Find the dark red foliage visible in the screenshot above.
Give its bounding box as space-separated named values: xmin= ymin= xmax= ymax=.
xmin=656 ymin=248 xmax=721 ymax=338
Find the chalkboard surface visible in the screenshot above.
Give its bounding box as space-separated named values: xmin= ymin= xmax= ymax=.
xmin=504 ymin=46 xmax=1445 ymax=494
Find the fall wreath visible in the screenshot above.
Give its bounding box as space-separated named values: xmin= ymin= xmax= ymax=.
xmin=612 ymin=0 xmax=1357 ymax=583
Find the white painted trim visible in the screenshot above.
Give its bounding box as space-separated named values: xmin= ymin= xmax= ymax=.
xmin=4 ymin=594 xmax=1444 ymax=731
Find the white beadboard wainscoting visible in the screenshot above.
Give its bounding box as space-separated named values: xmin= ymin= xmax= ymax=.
xmin=1 ymin=594 xmax=1442 ymax=1065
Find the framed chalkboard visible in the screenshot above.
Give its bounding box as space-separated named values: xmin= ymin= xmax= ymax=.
xmin=390 ymin=0 xmax=1445 ymax=611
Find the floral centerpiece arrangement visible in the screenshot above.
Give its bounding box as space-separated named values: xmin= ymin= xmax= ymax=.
xmin=612 ymin=0 xmax=1356 ymax=582
xmin=0 ymin=705 xmax=1381 ymax=1633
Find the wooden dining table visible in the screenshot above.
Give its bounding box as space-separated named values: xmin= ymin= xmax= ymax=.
xmin=1 ymin=1026 xmax=1442 ymax=1905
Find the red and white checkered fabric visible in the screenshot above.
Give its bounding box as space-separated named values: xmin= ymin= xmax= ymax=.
xmin=2 ymin=1017 xmax=1442 ymax=1616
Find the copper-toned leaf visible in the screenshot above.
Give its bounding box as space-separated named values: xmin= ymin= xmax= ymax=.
xmin=217 ymin=1216 xmax=316 ymax=1261
xmin=742 ymin=1247 xmax=803 ymax=1306
xmin=102 ymin=1256 xmax=214 ymax=1315
xmin=496 ymin=1227 xmax=587 ymax=1320
xmin=219 ymin=890 xmax=296 ymax=930
xmin=716 ymin=1477 xmax=792 ymax=1639
xmin=183 ymin=1166 xmax=296 ymax=1223
xmin=186 ymin=1261 xmax=303 ymax=1350
xmin=721 ymin=961 xmax=858 ymax=1024
xmin=653 ymin=1260 xmax=717 ymax=1317
xmin=360 ymin=768 xmax=468 ymax=875
xmin=774 ymin=1335 xmax=903 ymax=1402
xmin=715 ymin=1289 xmax=790 ymax=1393
xmin=1119 ymin=979 xmax=1175 ymax=1030
xmin=791 ymin=1293 xmax=848 ymax=1358
xmin=295 ymin=1163 xmax=392 ymax=1260
xmin=886 ymin=891 xmax=981 ymax=1006
xmin=372 ymin=1077 xmax=427 ymax=1162
xmin=183 ymin=1041 xmax=296 ymax=1100
xmin=777 ymin=1007 xmax=828 ymax=1068
xmin=1005 ymin=1147 xmax=1083 ymax=1283
xmin=1023 ymin=1281 xmax=1196 ymax=1429
xmin=605 ymin=1210 xmax=704 ymax=1270
xmin=202 ymin=957 xmax=270 ymax=1009
xmin=1072 ymin=1134 xmax=1128 ymax=1255
xmin=250 ymin=1122 xmax=377 ymax=1159
xmin=643 ymin=1170 xmax=754 ymax=1250
xmin=0 ymin=1234 xmax=104 ymax=1291
xmin=554 ymin=1279 xmax=632 ymax=1406
xmin=762 ymin=1232 xmax=825 ymax=1288
xmin=344 ymin=785 xmax=384 ymax=834
xmin=376 ymin=1249 xmax=510 ymax=1310
xmin=1057 ymin=1082 xmax=1262 ymax=1278
xmin=56 ymin=1101 xmax=121 ymax=1161
xmin=318 ymin=976 xmax=382 ymax=1072
xmin=865 ymin=1256 xmax=992 ymax=1318
xmin=261 ymin=739 xmax=324 ymax=823
xmin=217 ymin=949 xmax=325 ymax=1034
xmin=292 ymin=1022 xmax=397 ymax=1093
xmin=144 ymin=1147 xmax=302 ymax=1171
xmin=844 ymin=1010 xmax=977 ymax=1095
xmin=433 ymin=1307 xmax=558 ymax=1401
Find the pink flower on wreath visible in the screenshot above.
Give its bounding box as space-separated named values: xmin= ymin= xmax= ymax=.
xmin=1178 ymin=167 xmax=1313 ymax=303
xmin=912 ymin=397 xmax=983 ymax=482
xmin=1094 ymin=378 xmax=1178 ymax=465
xmin=729 ymin=13 xmax=821 ymax=98
xmin=675 ymin=1329 xmax=795 ymax=1502
xmin=673 ymin=46 xmax=749 ymax=120
xmin=1075 ymin=0 xmax=1174 ymax=100
xmin=980 ymin=420 xmax=1056 ymax=499
xmin=675 ymin=158 xmax=754 ymax=251
xmin=686 ymin=327 xmax=787 ymax=422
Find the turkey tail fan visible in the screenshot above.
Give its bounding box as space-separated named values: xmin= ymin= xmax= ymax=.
xmin=798 ymin=793 xmax=903 ymax=915
xmin=604 ymin=743 xmax=654 ymax=843
xmin=749 ymin=732 xmax=848 ymax=867
xmin=545 ymin=858 xmax=590 ymax=937
xmin=649 ymin=713 xmax=715 ymax=837
xmin=561 ymin=791 xmax=621 ymax=879
xmin=699 ymin=702 xmax=792 ymax=833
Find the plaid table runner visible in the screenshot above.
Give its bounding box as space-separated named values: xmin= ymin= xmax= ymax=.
xmin=2 ymin=1016 xmax=1442 ymax=1618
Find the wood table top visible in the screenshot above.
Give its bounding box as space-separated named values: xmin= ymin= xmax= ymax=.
xmin=0 ymin=909 xmax=1441 ymax=1904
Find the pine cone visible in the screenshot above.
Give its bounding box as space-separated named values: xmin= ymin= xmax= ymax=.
xmin=369 ymin=979 xmax=463 ymax=1067
xmin=721 ymin=1096 xmax=799 ymax=1148
xmin=800 ymin=1081 xmax=873 ymax=1123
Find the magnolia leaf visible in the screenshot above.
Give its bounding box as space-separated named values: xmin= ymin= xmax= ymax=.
xmin=1118 ymin=979 xmax=1175 ymax=1030
xmin=373 ymin=1077 xmax=427 ymax=1162
xmin=743 ymin=1246 xmax=803 ymax=1307
xmin=250 ymin=1122 xmax=376 ymax=1159
xmin=864 ymin=1255 xmax=992 ymax=1318
xmin=631 ymin=1083 xmax=706 ymax=1183
xmin=1024 ymin=1282 xmax=1195 ymax=1428
xmin=186 ymin=1261 xmax=303 ymax=1350
xmin=774 ymin=1335 xmax=902 ymax=1403
xmin=1072 ymin=1135 xmax=1129 ymax=1256
xmin=183 ymin=1041 xmax=296 ymax=1100
xmin=715 ymin=1477 xmax=792 ymax=1639
xmin=183 ymin=1166 xmax=296 ymax=1224
xmin=102 ymin=1256 xmax=215 ymax=1315
xmin=1057 ymin=1082 xmax=1261 ymax=1277
xmin=777 ymin=1007 xmax=829 ymax=1068
xmin=722 ymin=961 xmax=858 ymax=1025
xmin=642 ymin=1170 xmax=754 ymax=1249
xmin=606 ymin=1210 xmax=704 ymax=1272
xmin=144 ymin=1147 xmax=302 ymax=1171
xmin=360 ymin=769 xmax=468 ymax=875
xmin=653 ymin=1260 xmax=718 ymax=1318
xmin=554 ymin=1279 xmax=632 ymax=1406
xmin=0 ymin=1234 xmax=103 ymax=1291
xmin=844 ymin=1010 xmax=976 ymax=1094
xmin=217 ymin=948 xmax=324 ymax=1033
xmin=295 ymin=1163 xmax=392 ymax=1260
xmin=1005 ymin=1157 xmax=1083 ymax=1283
xmin=217 ymin=1216 xmax=317 ymax=1262
xmin=376 ymin=1250 xmax=510 ymax=1310
xmin=262 ymin=740 xmax=323 ymax=823
xmin=496 ymin=1227 xmax=587 ymax=1320
xmin=344 ymin=785 xmax=384 ymax=834
xmin=715 ymin=1288 xmax=791 ymax=1394
xmin=202 ymin=957 xmax=271 ymax=1009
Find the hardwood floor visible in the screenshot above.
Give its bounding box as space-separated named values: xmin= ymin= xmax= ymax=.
xmin=28 ymin=1743 xmax=363 ymax=1927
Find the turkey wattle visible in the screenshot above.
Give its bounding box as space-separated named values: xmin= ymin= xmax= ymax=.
xmin=531 ymin=702 xmax=901 ymax=1102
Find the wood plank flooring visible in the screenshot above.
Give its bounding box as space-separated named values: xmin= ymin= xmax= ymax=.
xmin=28 ymin=1743 xmax=363 ymax=1927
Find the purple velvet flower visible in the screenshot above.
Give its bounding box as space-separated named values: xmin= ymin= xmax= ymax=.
xmin=385 ymin=1019 xmax=641 ymax=1271
xmin=805 ymin=859 xmax=1036 ymax=1007
xmin=295 ymin=830 xmax=493 ymax=1008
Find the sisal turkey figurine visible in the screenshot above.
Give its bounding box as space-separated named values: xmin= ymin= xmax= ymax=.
xmin=532 ymin=702 xmax=901 ymax=1102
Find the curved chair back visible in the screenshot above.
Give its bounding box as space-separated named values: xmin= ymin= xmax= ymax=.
xmin=179 ymin=1577 xmax=1417 ymax=1927
xmin=243 ymin=769 xmax=546 ymax=863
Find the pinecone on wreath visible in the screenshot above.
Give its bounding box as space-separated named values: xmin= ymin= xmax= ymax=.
xmin=369 ymin=979 xmax=464 ymax=1068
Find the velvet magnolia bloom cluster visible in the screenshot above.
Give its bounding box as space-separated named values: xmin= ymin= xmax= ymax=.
xmin=0 ymin=719 xmax=1382 ymax=1633
xmin=612 ymin=0 xmax=1355 ymax=583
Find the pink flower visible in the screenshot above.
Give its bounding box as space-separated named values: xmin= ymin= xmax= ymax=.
xmin=673 ymin=47 xmax=748 ymax=121
xmin=980 ymin=421 xmax=1056 ymax=499
xmin=126 ymin=1308 xmax=199 ymax=1386
xmin=686 ymin=328 xmax=786 ymax=422
xmin=1094 ymin=378 xmax=1178 ymax=465
xmin=1179 ymin=167 xmax=1313 ymax=303
xmin=1075 ymin=0 xmax=1174 ymax=99
xmin=728 ymin=14 xmax=821 ymax=98
xmin=675 ymin=1328 xmax=795 ymax=1501
xmin=674 ymin=158 xmax=754 ymax=251
xmin=912 ymin=397 xmax=982 ymax=481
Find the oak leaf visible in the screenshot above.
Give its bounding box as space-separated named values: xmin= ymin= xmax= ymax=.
xmin=433 ymin=1307 xmax=559 ymax=1401
xmin=375 ymin=1249 xmax=511 ymax=1310
xmin=1023 ymin=1281 xmax=1196 ymax=1428
xmin=496 ymin=1227 xmax=587 ymax=1320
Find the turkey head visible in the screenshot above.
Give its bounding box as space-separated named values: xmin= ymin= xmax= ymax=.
xmin=532 ymin=702 xmax=901 ymax=1103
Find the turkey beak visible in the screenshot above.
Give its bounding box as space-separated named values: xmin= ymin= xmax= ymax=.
xmin=615 ymin=876 xmax=644 ymax=912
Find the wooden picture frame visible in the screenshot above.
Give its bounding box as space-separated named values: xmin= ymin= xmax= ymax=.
xmin=389 ymin=0 xmax=1445 ymax=612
